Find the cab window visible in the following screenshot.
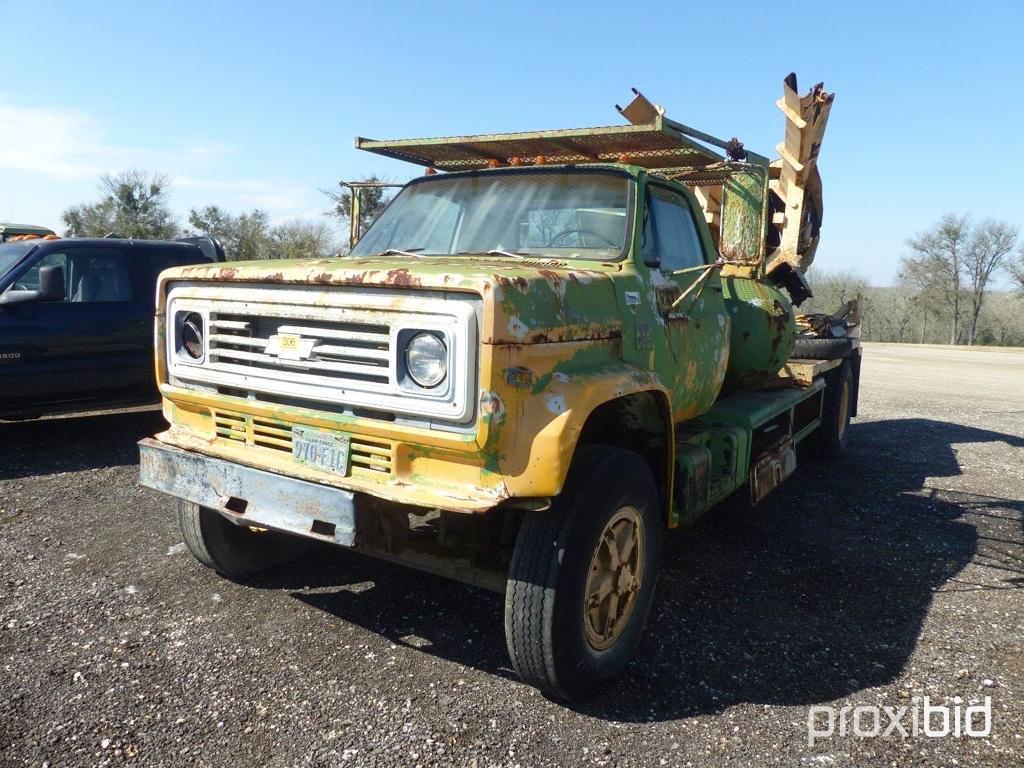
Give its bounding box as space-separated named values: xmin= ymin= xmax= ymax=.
xmin=17 ymin=252 xmax=72 ymax=299
xmin=19 ymin=248 xmax=132 ymax=303
xmin=641 ymin=186 xmax=706 ymax=271
xmin=69 ymin=249 xmax=131 ymax=302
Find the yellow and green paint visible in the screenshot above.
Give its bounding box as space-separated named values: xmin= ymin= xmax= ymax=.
xmin=150 ymin=163 xmax=807 ymax=526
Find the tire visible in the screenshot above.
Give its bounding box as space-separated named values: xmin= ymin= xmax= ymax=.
xmin=807 ymin=361 xmax=853 ymax=459
xmin=792 ymin=335 xmax=854 ymax=360
xmin=504 ymin=444 xmax=662 ymax=701
xmin=177 ymin=500 xmax=314 ymax=580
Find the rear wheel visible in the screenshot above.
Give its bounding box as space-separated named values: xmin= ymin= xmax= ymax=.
xmin=178 ymin=500 xmax=314 ymax=580
xmin=808 ymin=361 xmax=852 ymax=459
xmin=504 ymin=445 xmax=662 ymax=701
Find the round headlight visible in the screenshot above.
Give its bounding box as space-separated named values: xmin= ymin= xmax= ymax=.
xmin=405 ymin=332 xmax=447 ymax=388
xmin=181 ymin=312 xmax=204 ymax=360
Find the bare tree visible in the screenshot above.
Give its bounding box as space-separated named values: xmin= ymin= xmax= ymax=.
xmin=900 ymin=214 xmax=970 ymax=345
xmin=963 ymin=220 xmax=1017 ymax=345
xmin=804 ymin=269 xmax=869 ymax=313
xmin=1011 ymin=245 xmax=1024 ymax=295
xmin=271 ymin=219 xmax=340 ymax=260
xmin=983 ymin=293 xmax=1024 ymax=347
xmin=187 ymin=206 xmax=275 ymax=261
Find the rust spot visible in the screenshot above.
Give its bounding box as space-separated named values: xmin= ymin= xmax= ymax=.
xmin=537 ymin=269 xmax=563 ymax=288
xmin=385 ymin=269 xmax=420 ymax=287
xmin=530 ymin=332 xmax=550 ymax=344
xmin=493 ymin=274 xmax=528 ymax=292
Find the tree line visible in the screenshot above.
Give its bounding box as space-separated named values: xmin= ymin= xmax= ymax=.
xmin=805 ymin=215 xmax=1024 ymax=347
xmin=60 ymin=169 xmax=391 ymax=260
xmin=60 ymin=174 xmax=1024 ymax=347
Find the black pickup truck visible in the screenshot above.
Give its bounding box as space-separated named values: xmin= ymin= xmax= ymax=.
xmin=0 ymin=236 xmax=223 ymax=420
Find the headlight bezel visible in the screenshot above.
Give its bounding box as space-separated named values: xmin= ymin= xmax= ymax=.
xmin=399 ymin=329 xmax=450 ymax=391
xmin=174 ymin=310 xmax=206 ymax=364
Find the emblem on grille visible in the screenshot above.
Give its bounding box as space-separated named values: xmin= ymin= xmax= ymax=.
xmin=266 ymin=333 xmax=314 ymax=361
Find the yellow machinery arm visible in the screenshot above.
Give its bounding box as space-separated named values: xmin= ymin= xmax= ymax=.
xmin=765 ymin=74 xmax=835 ymax=279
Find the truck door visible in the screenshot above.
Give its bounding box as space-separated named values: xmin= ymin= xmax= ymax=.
xmin=0 ymin=245 xmax=147 ymax=406
xmin=640 ymin=183 xmax=729 ymax=421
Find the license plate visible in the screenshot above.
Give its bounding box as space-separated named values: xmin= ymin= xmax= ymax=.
xmin=292 ymin=426 xmax=351 ymax=476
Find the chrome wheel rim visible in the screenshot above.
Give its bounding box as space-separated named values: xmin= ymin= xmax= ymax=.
xmin=583 ymin=505 xmax=645 ymax=651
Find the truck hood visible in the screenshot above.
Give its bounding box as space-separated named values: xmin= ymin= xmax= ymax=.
xmin=172 ymin=255 xmax=625 ymax=345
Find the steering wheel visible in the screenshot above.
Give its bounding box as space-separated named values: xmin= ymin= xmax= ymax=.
xmin=545 ymin=228 xmax=618 ymax=248
xmin=13 ymin=281 xmax=30 ymax=291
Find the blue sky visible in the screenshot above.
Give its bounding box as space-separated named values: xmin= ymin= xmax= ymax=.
xmin=2 ymin=0 xmax=1022 ymax=285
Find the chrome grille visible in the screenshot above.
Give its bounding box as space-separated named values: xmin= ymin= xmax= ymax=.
xmin=166 ymin=285 xmax=477 ymax=423
xmin=207 ymin=314 xmax=391 ymax=386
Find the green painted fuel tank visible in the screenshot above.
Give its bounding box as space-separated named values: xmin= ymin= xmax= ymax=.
xmin=721 ymin=276 xmax=796 ymax=389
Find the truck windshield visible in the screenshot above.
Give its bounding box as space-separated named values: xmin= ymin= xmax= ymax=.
xmin=0 ymin=243 xmax=37 ymax=281
xmin=351 ymin=170 xmax=630 ymax=260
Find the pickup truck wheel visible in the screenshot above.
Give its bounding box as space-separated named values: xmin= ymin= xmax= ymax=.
xmin=504 ymin=445 xmax=662 ymax=701
xmin=807 ymin=361 xmax=852 ymax=459
xmin=177 ymin=500 xmax=313 ymax=580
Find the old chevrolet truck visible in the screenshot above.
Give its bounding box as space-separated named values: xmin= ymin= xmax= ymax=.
xmin=139 ymin=75 xmax=859 ymax=700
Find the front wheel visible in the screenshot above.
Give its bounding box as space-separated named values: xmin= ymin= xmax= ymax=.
xmin=504 ymin=445 xmax=662 ymax=701
xmin=177 ymin=500 xmax=314 ymax=580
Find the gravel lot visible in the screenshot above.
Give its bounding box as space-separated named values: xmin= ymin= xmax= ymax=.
xmin=2 ymin=343 xmax=1022 ymax=767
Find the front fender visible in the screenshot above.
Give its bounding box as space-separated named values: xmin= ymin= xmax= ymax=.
xmin=485 ymin=340 xmax=671 ymax=499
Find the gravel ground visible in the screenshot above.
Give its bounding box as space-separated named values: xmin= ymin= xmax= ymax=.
xmin=2 ymin=343 xmax=1022 ymax=767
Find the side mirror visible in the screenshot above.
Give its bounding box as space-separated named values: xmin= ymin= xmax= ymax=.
xmin=0 ymin=264 xmax=65 ymax=307
xmin=38 ymin=265 xmax=65 ymax=301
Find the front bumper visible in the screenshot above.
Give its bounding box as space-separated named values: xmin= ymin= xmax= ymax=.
xmin=139 ymin=438 xmax=357 ymax=546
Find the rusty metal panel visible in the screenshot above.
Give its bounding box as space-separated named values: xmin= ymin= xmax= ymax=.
xmin=139 ymin=437 xmax=357 ymax=545
xmin=749 ymin=437 xmax=797 ymax=504
xmin=355 ymin=118 xmax=723 ymax=171
xmin=672 ymin=441 xmax=711 ymax=527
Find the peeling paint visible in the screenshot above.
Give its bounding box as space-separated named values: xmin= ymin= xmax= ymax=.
xmin=546 ymin=395 xmax=566 ymax=414
xmin=151 ymin=162 xmax=809 ymax=527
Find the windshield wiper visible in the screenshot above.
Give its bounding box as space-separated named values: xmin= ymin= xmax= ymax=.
xmin=455 ymin=249 xmax=535 ymax=260
xmin=377 ymin=247 xmax=424 ymax=257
